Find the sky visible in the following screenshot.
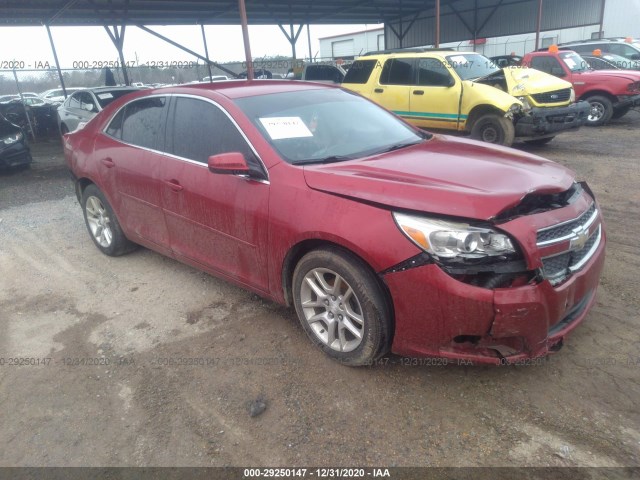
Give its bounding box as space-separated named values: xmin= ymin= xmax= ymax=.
xmin=0 ymin=23 xmax=381 ymax=69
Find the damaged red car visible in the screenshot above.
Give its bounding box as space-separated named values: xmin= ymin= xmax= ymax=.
xmin=64 ymin=81 xmax=605 ymax=366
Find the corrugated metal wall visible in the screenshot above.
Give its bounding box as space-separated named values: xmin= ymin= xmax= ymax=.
xmin=385 ymin=0 xmax=605 ymax=49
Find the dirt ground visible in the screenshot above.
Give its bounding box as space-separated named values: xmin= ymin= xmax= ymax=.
xmin=0 ymin=113 xmax=639 ymax=469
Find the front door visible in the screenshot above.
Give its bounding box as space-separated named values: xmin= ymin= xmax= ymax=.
xmin=160 ymin=96 xmax=270 ymax=291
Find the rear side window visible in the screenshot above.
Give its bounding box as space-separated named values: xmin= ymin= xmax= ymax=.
xmin=343 ymin=59 xmax=377 ymax=84
xmin=380 ymin=58 xmax=415 ymax=85
xmin=68 ymin=93 xmax=81 ymax=109
xmin=105 ymin=108 xmax=125 ymax=138
xmin=168 ymin=97 xmax=262 ymax=172
xmin=120 ymin=97 xmax=167 ymax=150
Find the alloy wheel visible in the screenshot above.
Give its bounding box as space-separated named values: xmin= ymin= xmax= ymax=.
xmin=85 ymin=195 xmax=113 ymax=248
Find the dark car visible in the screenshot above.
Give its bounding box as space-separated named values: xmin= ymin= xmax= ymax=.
xmin=0 ymin=113 xmax=31 ymax=169
xmin=64 ymin=81 xmax=605 ymax=366
xmin=581 ymin=52 xmax=640 ymax=71
xmin=489 ymin=55 xmax=524 ymax=67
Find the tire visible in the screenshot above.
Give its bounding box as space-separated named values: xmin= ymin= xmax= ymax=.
xmin=611 ymin=105 xmax=631 ymax=120
xmin=292 ymin=247 xmax=391 ymax=366
xmin=470 ymin=113 xmax=515 ymax=146
xmin=585 ymin=95 xmax=614 ymax=126
xmin=81 ymin=184 xmax=136 ymax=256
xmin=524 ymin=136 xmax=555 ymax=146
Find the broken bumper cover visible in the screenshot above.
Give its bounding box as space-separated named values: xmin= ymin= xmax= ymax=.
xmin=616 ymin=93 xmax=640 ymax=108
xmin=384 ymin=231 xmax=605 ymax=365
xmin=0 ymin=143 xmax=31 ymax=168
xmin=515 ymin=101 xmax=590 ymax=137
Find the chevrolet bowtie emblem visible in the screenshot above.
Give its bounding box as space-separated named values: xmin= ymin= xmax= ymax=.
xmin=570 ymin=226 xmax=589 ymax=250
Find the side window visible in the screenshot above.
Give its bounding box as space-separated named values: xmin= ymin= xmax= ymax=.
xmin=609 ymin=43 xmax=638 ymax=59
xmin=416 ymin=58 xmax=453 ymax=87
xmin=105 ymin=108 xmax=125 ymax=139
xmin=380 ymin=58 xmax=415 ymax=85
xmin=120 ymin=97 xmax=167 ymax=150
xmin=78 ymin=92 xmax=97 ymax=113
xmin=530 ymin=56 xmax=563 ymax=75
xmin=169 ymin=97 xmax=263 ymax=174
xmin=68 ymin=93 xmax=81 ymax=109
xmin=343 ymin=59 xmax=377 ymax=84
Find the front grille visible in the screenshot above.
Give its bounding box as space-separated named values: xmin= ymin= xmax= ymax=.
xmin=537 ymin=203 xmax=596 ymax=244
xmin=532 ymin=88 xmax=572 ymax=104
xmin=541 ymin=227 xmax=600 ymax=283
xmin=537 ymin=202 xmax=602 ymax=285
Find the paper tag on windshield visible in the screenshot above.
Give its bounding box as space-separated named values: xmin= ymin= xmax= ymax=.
xmin=97 ymin=93 xmax=113 ymax=100
xmin=564 ymin=58 xmax=577 ymax=69
xmin=449 ymin=55 xmax=469 ymax=64
xmin=259 ymin=116 xmax=313 ymax=140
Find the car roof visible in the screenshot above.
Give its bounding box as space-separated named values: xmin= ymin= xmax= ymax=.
xmin=83 ymin=86 xmax=140 ymax=94
xmin=146 ymin=80 xmax=336 ymax=100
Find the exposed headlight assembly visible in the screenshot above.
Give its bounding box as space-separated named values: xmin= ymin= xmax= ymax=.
xmin=2 ymin=132 xmax=22 ymax=145
xmin=393 ymin=212 xmax=516 ymax=261
xmin=516 ymin=96 xmax=533 ymax=112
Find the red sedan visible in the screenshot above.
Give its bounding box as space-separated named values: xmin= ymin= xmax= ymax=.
xmin=64 ymin=81 xmax=605 ymax=366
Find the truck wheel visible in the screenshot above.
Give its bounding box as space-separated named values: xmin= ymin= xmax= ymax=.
xmin=524 ymin=136 xmax=555 ymax=146
xmin=470 ymin=114 xmax=515 ymax=146
xmin=585 ymin=96 xmax=614 ymax=126
xmin=611 ymin=105 xmax=631 ymax=120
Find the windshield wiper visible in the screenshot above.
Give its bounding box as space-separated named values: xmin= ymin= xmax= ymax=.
xmin=371 ymin=140 xmax=423 ymax=155
xmin=294 ymin=155 xmax=354 ymax=165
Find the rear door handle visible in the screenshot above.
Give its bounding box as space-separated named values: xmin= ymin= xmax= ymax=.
xmin=374 ymin=88 xmax=384 ymax=93
xmin=100 ymin=157 xmax=115 ymax=168
xmin=413 ymin=90 xmax=425 ymax=95
xmin=164 ymin=179 xmax=183 ymax=192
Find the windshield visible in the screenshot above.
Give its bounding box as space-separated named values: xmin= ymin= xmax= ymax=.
xmin=445 ymin=53 xmax=500 ymax=80
xmin=559 ymin=52 xmax=590 ymax=72
xmin=234 ymin=89 xmax=426 ymax=165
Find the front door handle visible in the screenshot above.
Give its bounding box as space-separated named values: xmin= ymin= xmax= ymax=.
xmin=374 ymin=88 xmax=384 ymax=93
xmin=164 ymin=179 xmax=183 ymax=192
xmin=100 ymin=157 xmax=115 ymax=168
xmin=413 ymin=90 xmax=425 ymax=95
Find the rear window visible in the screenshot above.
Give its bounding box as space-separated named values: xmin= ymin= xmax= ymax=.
xmin=343 ymin=60 xmax=377 ymax=84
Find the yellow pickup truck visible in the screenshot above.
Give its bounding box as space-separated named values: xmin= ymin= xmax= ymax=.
xmin=341 ymin=49 xmax=590 ymax=146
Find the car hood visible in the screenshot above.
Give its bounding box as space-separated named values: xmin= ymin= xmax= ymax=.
xmin=302 ymin=135 xmax=575 ymax=221
xmin=574 ymin=69 xmax=640 ymax=82
xmin=477 ymin=67 xmax=573 ymax=96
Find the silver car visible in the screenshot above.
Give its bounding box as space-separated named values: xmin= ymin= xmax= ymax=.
xmin=57 ymin=87 xmax=139 ymax=134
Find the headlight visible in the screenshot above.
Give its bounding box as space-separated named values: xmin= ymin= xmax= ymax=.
xmin=2 ymin=132 xmax=22 ymax=145
xmin=570 ymin=88 xmax=576 ymax=103
xmin=393 ymin=213 xmax=516 ymax=260
xmin=509 ymin=103 xmax=523 ymax=114
xmin=516 ymin=96 xmax=533 ymax=112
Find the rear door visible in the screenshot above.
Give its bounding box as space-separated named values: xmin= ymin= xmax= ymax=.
xmin=95 ymin=96 xmax=171 ymax=253
xmin=371 ymin=58 xmax=414 ymax=116
xmin=160 ymin=95 xmax=270 ymax=291
xmin=409 ymin=57 xmax=462 ymax=130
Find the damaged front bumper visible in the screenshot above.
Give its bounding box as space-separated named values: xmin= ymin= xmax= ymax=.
xmin=384 ymin=202 xmax=606 ymax=365
xmin=514 ymin=101 xmax=590 ymax=138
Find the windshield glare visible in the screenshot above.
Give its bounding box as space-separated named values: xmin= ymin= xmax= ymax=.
xmin=560 ymin=52 xmax=589 ymax=72
xmin=234 ymin=89 xmax=425 ymax=164
xmin=445 ymin=54 xmax=500 ymax=80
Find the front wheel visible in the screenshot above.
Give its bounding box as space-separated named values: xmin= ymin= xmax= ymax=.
xmin=81 ymin=184 xmax=136 ymax=256
xmin=292 ymin=247 xmax=391 ymax=366
xmin=585 ymin=95 xmax=614 ymax=126
xmin=470 ymin=114 xmax=515 ymax=146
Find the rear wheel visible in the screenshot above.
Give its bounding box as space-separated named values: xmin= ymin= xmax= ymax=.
xmin=292 ymin=247 xmax=391 ymax=366
xmin=524 ymin=136 xmax=555 ymax=146
xmin=81 ymin=184 xmax=136 ymax=256
xmin=585 ymin=95 xmax=614 ymax=126
xmin=611 ymin=105 xmax=631 ymax=120
xmin=470 ymin=114 xmax=515 ymax=146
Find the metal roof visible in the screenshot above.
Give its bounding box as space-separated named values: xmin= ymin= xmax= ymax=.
xmin=0 ymin=0 xmax=442 ymax=26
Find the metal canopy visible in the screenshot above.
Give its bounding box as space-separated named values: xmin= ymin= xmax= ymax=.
xmin=0 ymin=0 xmax=438 ymax=26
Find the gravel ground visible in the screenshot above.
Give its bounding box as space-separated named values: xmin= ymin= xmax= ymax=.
xmin=0 ymin=113 xmax=639 ymax=468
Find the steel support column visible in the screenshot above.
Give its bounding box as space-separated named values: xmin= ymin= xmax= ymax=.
xmin=238 ymin=0 xmax=254 ymax=80
xmin=534 ymin=0 xmax=543 ymax=51
xmin=44 ymin=24 xmax=67 ymax=98
xmin=598 ymin=0 xmax=607 ymax=39
xmin=307 ymin=24 xmax=312 ymax=62
xmin=201 ymin=24 xmax=213 ymax=80
xmin=435 ymin=0 xmax=441 ymax=47
xmin=104 ymin=24 xmax=130 ymax=85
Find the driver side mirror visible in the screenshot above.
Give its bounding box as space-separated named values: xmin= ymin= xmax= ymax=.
xmin=208 ymin=152 xmax=250 ymax=175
